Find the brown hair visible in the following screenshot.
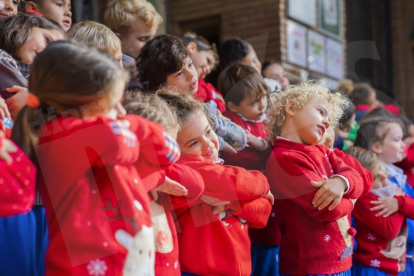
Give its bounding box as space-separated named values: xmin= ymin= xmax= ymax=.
xmin=218 ymin=63 xmax=268 ymax=105
xmin=103 ymin=0 xmax=162 ymax=35
xmin=349 ymin=83 xmax=375 ymax=106
xmin=344 ymin=146 xmax=379 ymax=173
xmin=337 ymin=79 xmax=354 ymax=97
xmin=0 ymin=13 xmax=66 ymax=61
xmin=182 ymin=32 xmax=219 ymax=70
xmin=156 ymin=88 xmax=205 ymax=129
xmin=354 ymin=117 xmax=402 ymax=151
xmin=123 ymin=91 xmax=179 ymax=136
xmin=12 ymin=40 xmax=129 ymax=160
xmin=136 ymin=34 xmax=189 ymax=92
xmin=68 ymin=21 xmax=121 ymax=56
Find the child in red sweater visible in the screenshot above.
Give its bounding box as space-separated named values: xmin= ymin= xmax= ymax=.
xmin=218 ymin=63 xmax=271 ymax=172
xmin=157 ymin=91 xmax=273 ymax=276
xmin=12 ymin=41 xmax=179 ymax=275
xmin=0 ymin=131 xmax=36 ymax=216
xmin=182 ymin=32 xmax=226 ymax=112
xmin=345 ymin=146 xmax=414 ymax=276
xmin=266 ymin=82 xmax=364 ymax=276
xmin=124 ymin=92 xmax=205 ymax=276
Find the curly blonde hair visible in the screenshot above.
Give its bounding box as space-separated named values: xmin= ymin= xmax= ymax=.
xmin=104 ymin=0 xmax=163 ymax=35
xmin=266 ymin=81 xmax=349 ymax=142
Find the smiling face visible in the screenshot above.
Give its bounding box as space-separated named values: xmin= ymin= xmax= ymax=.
xmin=16 ymin=27 xmax=65 ymax=63
xmin=166 ymin=56 xmax=198 ymax=95
xmin=188 ymin=44 xmax=216 ymax=79
xmin=0 ymin=0 xmax=19 ymax=17
xmin=33 ymin=0 xmax=72 ymax=31
xmin=285 ymin=98 xmax=331 ymax=145
xmin=177 ymin=110 xmax=219 ymax=163
xmin=119 ymin=17 xmax=157 ymax=59
xmin=373 ymin=122 xmax=405 ymax=164
xmin=263 ymin=63 xmax=290 ymax=90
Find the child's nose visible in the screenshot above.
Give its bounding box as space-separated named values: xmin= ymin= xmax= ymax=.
xmin=5 ymin=0 xmax=13 ymax=11
xmin=65 ymin=7 xmax=72 ymax=17
xmin=322 ymin=119 xmax=330 ymax=130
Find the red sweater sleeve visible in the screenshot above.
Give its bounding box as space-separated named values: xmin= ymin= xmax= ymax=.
xmin=140 ymin=165 xmax=166 ymax=192
xmin=0 ymin=147 xmax=36 ymax=216
xmin=328 ymin=149 xmax=365 ymax=199
xmin=39 ymin=117 xmax=140 ymax=168
xmin=229 ymin=198 xmax=272 ymax=229
xmin=396 ymin=195 xmax=414 ymax=219
xmin=404 ymin=143 xmax=414 ymax=166
xmin=126 ymin=114 xmax=180 ymax=178
xmin=333 ymin=148 xmax=373 ymax=197
xmin=270 ymin=151 xmax=355 ymax=222
xmin=165 ymin=163 xmax=204 ymax=210
xmin=179 ymin=155 xmax=269 ymax=201
xmin=354 ymin=193 xmax=405 ymax=240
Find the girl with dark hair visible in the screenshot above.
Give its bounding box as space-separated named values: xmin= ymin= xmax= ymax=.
xmin=0 ymin=13 xmax=66 ymax=119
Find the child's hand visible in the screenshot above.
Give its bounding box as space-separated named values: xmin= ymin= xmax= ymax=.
xmin=158 ymin=176 xmax=188 ymax=196
xmin=265 ymin=191 xmax=274 ymax=205
xmin=200 ymin=195 xmax=230 ymax=215
xmin=0 ymin=131 xmax=17 ymax=165
xmin=370 ymin=197 xmax=399 ymax=217
xmin=311 ymin=176 xmax=347 ymax=211
xmin=0 ymin=97 xmax=11 ymax=121
xmin=245 ymin=129 xmax=266 ymax=150
xmin=5 ymin=86 xmax=28 ymax=120
xmin=395 ymin=187 xmax=405 ymax=196
xmin=221 ymin=143 xmax=237 ymax=154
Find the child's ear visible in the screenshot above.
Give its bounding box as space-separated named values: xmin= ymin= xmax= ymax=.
xmin=372 ymin=142 xmax=383 ymax=154
xmin=25 ymin=1 xmax=38 ymax=11
xmin=227 ymin=102 xmax=238 ymax=113
xmin=187 ymin=42 xmax=197 ymax=54
xmin=285 ymin=100 xmax=296 ymax=116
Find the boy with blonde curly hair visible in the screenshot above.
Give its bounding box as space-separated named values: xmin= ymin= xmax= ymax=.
xmin=104 ymin=0 xmax=163 ymax=89
xmin=265 ymin=82 xmax=365 ymax=276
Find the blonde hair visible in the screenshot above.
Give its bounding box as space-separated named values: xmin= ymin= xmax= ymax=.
xmin=266 ymin=81 xmax=349 ymax=142
xmin=104 ymin=0 xmax=163 ymax=35
xmin=68 ymin=21 xmax=121 ymax=56
xmin=344 ymin=146 xmax=379 ymax=173
xmin=123 ymin=90 xmax=179 ymax=136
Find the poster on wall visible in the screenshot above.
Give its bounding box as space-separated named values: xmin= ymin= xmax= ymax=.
xmin=326 ymin=38 xmax=344 ymax=79
xmin=288 ymin=0 xmax=317 ymax=27
xmin=286 ymin=20 xmax=307 ymax=68
xmin=307 ymin=31 xmax=325 ymax=74
xmin=319 ymin=0 xmax=341 ymax=38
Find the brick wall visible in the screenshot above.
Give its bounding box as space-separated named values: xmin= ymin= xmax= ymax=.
xmin=167 ymin=0 xmax=282 ymax=65
xmin=391 ymin=0 xmax=414 ymax=116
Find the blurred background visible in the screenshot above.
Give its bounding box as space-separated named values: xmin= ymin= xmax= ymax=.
xmin=73 ymin=0 xmax=414 ymax=116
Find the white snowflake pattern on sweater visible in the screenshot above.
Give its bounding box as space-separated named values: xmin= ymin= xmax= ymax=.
xmin=324 ymin=235 xmax=331 ymax=242
xmin=87 ymin=259 xmax=108 ymax=276
xmin=367 ymin=232 xmax=376 ymax=241
xmin=370 ymin=259 xmax=381 ymax=268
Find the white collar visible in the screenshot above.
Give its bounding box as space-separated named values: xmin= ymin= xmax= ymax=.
xmin=237 ymin=113 xmax=267 ymax=123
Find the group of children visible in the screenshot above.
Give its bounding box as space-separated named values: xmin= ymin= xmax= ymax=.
xmin=1 ymin=0 xmax=414 ymax=276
